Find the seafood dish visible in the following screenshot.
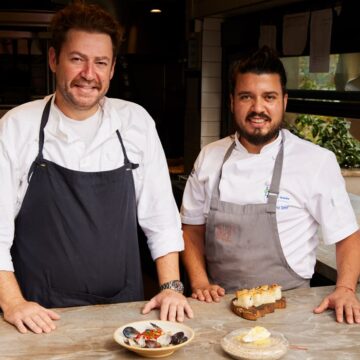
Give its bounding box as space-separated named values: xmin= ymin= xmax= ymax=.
xmin=122 ymin=322 xmax=188 ymax=348
xmin=231 ymin=284 xmax=286 ymax=320
xmin=113 ymin=320 xmax=194 ymax=358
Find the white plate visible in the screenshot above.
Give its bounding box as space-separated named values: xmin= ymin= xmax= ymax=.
xmin=113 ymin=320 xmax=194 ymax=358
xmin=221 ymin=328 xmax=289 ymax=360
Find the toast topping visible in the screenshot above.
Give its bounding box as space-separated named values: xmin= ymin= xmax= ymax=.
xmin=234 ymin=284 xmax=282 ymax=309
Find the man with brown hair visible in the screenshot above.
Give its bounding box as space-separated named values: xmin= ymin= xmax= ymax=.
xmin=0 ymin=2 xmax=192 ymax=334
xmin=181 ymin=46 xmax=360 ymax=324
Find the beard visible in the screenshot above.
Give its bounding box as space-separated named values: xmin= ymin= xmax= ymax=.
xmin=235 ymin=111 xmax=283 ymax=146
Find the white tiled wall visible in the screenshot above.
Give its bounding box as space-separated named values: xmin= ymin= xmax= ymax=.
xmin=200 ymin=17 xmax=223 ymax=148
xmin=201 ymin=92 xmax=221 ymax=108
xmin=202 ymin=77 xmax=221 ymax=93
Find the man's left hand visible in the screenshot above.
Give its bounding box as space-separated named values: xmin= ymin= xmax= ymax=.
xmin=141 ymin=290 xmax=194 ymax=322
xmin=313 ymin=286 xmax=360 ymax=324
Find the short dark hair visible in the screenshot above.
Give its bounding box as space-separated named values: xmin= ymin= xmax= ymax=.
xmin=50 ymin=2 xmax=123 ymax=62
xmin=229 ymin=46 xmax=287 ymax=95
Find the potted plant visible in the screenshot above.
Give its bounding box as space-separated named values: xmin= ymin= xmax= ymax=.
xmin=287 ymin=114 xmax=360 ymax=169
xmin=287 ymin=114 xmax=360 ymax=194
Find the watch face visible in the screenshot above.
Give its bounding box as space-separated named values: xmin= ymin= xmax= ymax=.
xmin=173 ymin=281 xmax=184 ymax=292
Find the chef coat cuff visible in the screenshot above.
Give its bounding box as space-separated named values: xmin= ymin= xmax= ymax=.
xmin=0 ymin=250 xmax=14 ymax=272
xmin=323 ymin=223 xmax=359 ymax=245
xmin=180 ymin=213 xmax=206 ymax=225
xmin=147 ymin=229 xmax=184 ymax=260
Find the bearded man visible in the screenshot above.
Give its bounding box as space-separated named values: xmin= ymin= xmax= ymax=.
xmin=180 ymin=46 xmax=360 ymax=324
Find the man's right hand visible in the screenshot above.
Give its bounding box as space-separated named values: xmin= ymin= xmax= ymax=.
xmin=3 ymin=300 xmax=60 ymax=334
xmin=191 ymin=283 xmax=225 ymax=303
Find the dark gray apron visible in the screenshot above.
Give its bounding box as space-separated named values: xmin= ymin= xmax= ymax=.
xmin=205 ymin=132 xmax=309 ymax=292
xmin=11 ymin=97 xmax=144 ymax=307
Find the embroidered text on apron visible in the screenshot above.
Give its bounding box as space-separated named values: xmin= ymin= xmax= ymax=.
xmin=12 ymin=98 xmax=144 ymax=307
xmin=205 ymin=132 xmax=309 ymax=292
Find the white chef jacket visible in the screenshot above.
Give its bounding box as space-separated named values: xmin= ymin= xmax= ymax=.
xmin=0 ymin=95 xmax=184 ymax=271
xmin=181 ymin=130 xmax=358 ymax=278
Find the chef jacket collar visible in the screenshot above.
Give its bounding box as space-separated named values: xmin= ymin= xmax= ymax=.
xmin=45 ymin=94 xmax=122 ymax=146
xmin=234 ymin=130 xmax=283 ymax=154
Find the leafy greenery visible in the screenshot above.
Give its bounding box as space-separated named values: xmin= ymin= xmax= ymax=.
xmin=288 ymin=114 xmax=360 ymax=168
xmin=297 ymin=55 xmax=339 ymax=91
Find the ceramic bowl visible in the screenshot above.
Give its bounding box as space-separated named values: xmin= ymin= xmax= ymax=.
xmin=113 ymin=320 xmax=194 ymax=358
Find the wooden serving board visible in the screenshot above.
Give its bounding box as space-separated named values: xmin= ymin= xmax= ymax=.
xmin=231 ymin=297 xmax=286 ymax=321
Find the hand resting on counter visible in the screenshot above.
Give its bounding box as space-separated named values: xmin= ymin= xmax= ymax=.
xmin=314 ymin=286 xmax=360 ymax=324
xmin=190 ymin=282 xmax=225 ymax=303
xmin=3 ymin=300 xmax=60 ymax=334
xmin=141 ymin=289 xmax=193 ymax=322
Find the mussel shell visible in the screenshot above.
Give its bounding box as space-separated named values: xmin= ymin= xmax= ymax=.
xmin=171 ymin=331 xmax=188 ymax=345
xmin=123 ymin=326 xmax=140 ymax=339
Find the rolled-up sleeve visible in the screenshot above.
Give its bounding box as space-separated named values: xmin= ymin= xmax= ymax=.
xmin=135 ymin=117 xmax=183 ymax=260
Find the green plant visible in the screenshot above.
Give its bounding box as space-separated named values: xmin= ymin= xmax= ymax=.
xmin=288 ymin=114 xmax=360 ymax=168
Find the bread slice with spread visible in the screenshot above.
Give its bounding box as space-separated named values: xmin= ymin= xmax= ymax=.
xmin=231 ymin=284 xmax=286 ymax=320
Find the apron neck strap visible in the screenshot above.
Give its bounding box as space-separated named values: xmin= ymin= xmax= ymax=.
xmin=212 ymin=139 xmax=236 ymax=201
xmin=219 ymin=141 xmax=236 ymax=180
xmin=116 ymin=130 xmax=130 ymax=164
xmin=116 ymin=130 xmax=139 ymax=169
xmin=27 ymin=97 xmax=52 ymax=183
xmin=267 ymin=132 xmax=284 ymax=205
xmin=37 ymin=97 xmax=53 ymax=161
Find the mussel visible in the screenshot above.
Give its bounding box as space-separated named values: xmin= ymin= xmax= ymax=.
xmin=171 ymin=331 xmax=188 ymax=345
xmin=123 ymin=326 xmax=140 ymax=339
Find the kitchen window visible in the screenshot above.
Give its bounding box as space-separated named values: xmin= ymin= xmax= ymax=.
xmin=282 ymin=52 xmax=360 ymax=120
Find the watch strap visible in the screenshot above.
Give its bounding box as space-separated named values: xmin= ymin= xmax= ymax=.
xmin=159 ymin=280 xmax=184 ymax=294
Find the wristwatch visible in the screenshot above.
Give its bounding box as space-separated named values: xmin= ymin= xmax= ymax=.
xmin=159 ymin=280 xmax=184 ymax=294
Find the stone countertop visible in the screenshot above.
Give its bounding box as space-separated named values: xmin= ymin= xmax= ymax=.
xmin=0 ymin=286 xmax=359 ymax=360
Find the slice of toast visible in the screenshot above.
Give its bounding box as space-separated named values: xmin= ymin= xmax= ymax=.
xmin=231 ymin=297 xmax=286 ymax=321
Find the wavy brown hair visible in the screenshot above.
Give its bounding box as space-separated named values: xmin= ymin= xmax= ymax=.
xmin=50 ymin=1 xmax=123 ymax=63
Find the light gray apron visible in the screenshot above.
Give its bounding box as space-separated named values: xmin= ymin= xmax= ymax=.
xmin=205 ymin=132 xmax=309 ymax=292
